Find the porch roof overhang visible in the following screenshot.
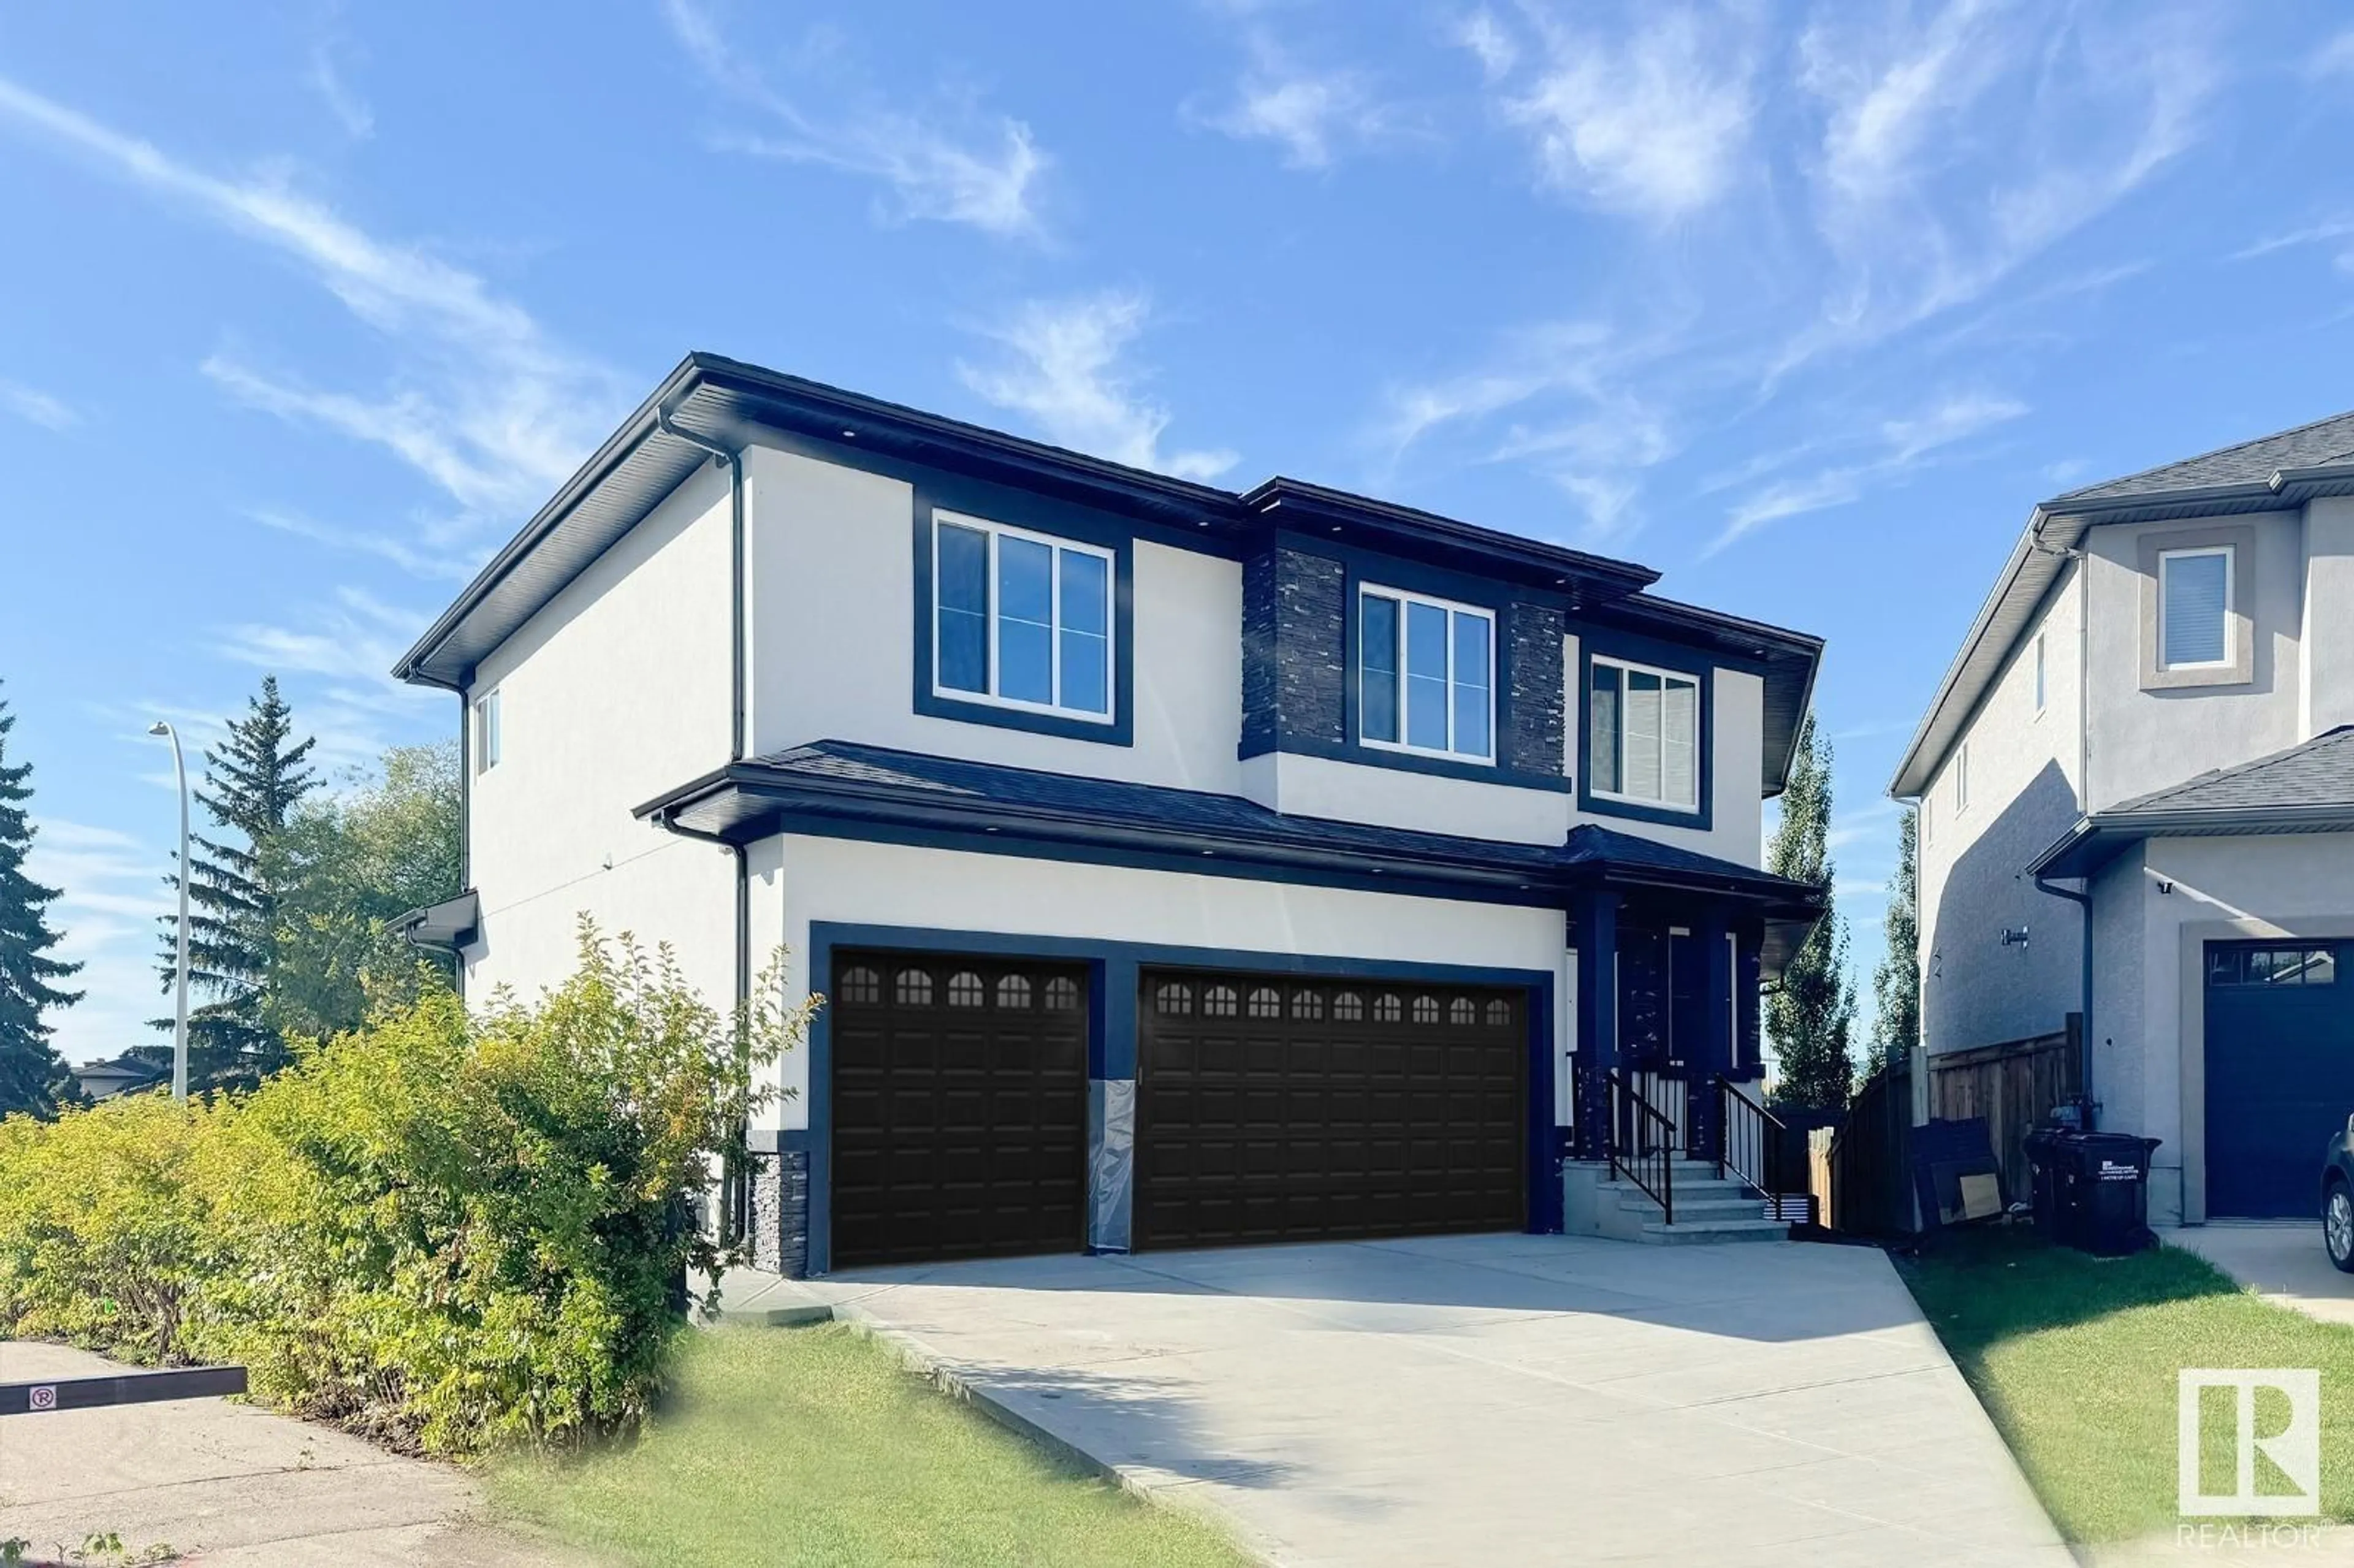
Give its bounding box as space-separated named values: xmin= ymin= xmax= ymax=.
xmin=2028 ymin=805 xmax=2354 ymax=881
xmin=633 ymin=741 xmax=1824 ymax=926
xmin=394 ymin=889 xmax=481 ymax=951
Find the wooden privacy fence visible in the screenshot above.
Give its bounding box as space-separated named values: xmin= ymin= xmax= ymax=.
xmin=1927 ymin=1018 xmax=2083 ymax=1206
xmin=1823 ymin=1059 xmax=1913 ymax=1235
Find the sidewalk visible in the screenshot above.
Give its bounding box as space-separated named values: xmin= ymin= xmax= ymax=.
xmin=0 ymin=1342 xmax=573 ymax=1567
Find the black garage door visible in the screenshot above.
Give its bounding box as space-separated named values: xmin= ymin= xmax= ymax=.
xmin=2206 ymin=941 xmax=2354 ymax=1217
xmin=1135 ymin=970 xmax=1526 ymax=1249
xmin=829 ymin=951 xmax=1089 ymax=1268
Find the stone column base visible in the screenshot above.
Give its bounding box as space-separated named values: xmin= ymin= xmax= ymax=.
xmin=748 ymin=1149 xmax=810 ymax=1277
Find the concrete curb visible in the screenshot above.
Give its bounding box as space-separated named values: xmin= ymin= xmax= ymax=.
xmin=700 ymin=1292 xmax=1283 ymax=1567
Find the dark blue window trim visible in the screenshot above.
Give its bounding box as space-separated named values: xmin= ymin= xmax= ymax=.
xmin=1575 ymin=626 xmax=1715 ymax=832
xmin=1241 ymin=533 xmax=1570 ymax=793
xmin=911 ymin=484 xmax=1137 ymax=747
xmin=798 ymin=919 xmax=1562 ymax=1274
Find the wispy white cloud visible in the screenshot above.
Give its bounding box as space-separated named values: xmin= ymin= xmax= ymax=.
xmin=249 ymin=509 xmax=474 ymax=582
xmin=1453 ymin=9 xmax=1518 ymax=82
xmin=663 ymin=0 xmax=1048 ymax=240
xmin=1711 ymin=390 xmax=2028 ymax=554
xmin=1491 ymin=5 xmax=1760 ymax=221
xmin=0 ymin=72 xmax=619 ymax=561
xmin=211 ymin=587 xmax=441 ymax=774
xmin=0 ymin=379 xmax=76 ymax=430
xmin=2310 ymin=27 xmax=2354 ymax=79
xmin=307 ymin=42 xmax=374 ymax=139
xmin=957 ymin=290 xmax=1238 ymax=482
xmin=1371 ymin=318 xmax=1691 ymax=544
xmin=2231 ymin=218 xmax=2354 ymax=276
xmin=1786 ymin=0 xmax=2216 ymax=359
xmin=1195 ymin=31 xmax=1399 ymax=170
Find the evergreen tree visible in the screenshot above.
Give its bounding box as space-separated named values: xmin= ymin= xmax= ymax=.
xmin=1870 ymin=807 xmax=1921 ymax=1078
xmin=0 ymin=683 xmax=85 ymax=1119
xmin=153 ymin=676 xmax=316 ymax=1089
xmin=1766 ymin=714 xmax=1855 ymax=1111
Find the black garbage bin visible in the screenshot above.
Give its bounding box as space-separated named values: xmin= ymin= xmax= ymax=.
xmin=2052 ymin=1133 xmax=2162 ymax=1255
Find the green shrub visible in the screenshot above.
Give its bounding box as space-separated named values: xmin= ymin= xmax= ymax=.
xmin=0 ymin=922 xmax=807 ymax=1456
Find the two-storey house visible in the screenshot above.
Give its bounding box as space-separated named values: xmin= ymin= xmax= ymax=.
xmin=1892 ymin=409 xmax=2354 ymax=1226
xmin=394 ymin=354 xmax=1824 ymax=1276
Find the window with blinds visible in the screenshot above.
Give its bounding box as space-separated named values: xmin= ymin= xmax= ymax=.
xmin=2158 ymin=546 xmax=2231 ymax=670
xmin=1588 ymin=656 xmax=1701 ymax=811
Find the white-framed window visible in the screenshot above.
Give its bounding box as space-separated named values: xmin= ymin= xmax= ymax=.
xmin=1357 ymin=584 xmax=1494 ymax=762
xmin=1588 ymin=655 xmax=1701 ymax=811
xmin=2158 ymin=546 xmax=2232 ymax=671
xmin=474 ymin=688 xmax=501 ymax=774
xmin=2032 ymin=632 xmax=2047 ymax=715
xmin=1954 ymin=741 xmax=1970 ymax=814
xmin=931 ymin=511 xmax=1114 ymax=722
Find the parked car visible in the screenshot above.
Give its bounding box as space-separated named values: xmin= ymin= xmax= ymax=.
xmin=2323 ymin=1115 xmax=2354 ymax=1273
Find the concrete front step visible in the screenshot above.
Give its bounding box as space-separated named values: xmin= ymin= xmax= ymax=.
xmin=1637 ymin=1218 xmax=1791 ymax=1244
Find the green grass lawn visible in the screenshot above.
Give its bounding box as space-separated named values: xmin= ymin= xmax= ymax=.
xmin=488 ymin=1323 xmax=1253 ymax=1568
xmin=1897 ymin=1226 xmax=2354 ymax=1543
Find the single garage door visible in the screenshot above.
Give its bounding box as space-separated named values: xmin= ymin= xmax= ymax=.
xmin=1135 ymin=969 xmax=1526 ymax=1249
xmin=2206 ymin=940 xmax=2354 ymax=1218
xmin=829 ymin=951 xmax=1089 ymax=1268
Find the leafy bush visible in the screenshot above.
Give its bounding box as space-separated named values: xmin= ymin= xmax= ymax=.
xmin=0 ymin=923 xmax=807 ymax=1456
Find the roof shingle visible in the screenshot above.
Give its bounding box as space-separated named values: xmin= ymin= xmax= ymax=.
xmin=2051 ymin=409 xmax=2354 ymax=506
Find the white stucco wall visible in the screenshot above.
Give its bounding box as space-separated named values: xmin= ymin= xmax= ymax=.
xmin=2303 ymin=497 xmax=2354 ymax=738
xmin=2082 ymin=510 xmax=2306 ymax=812
xmin=2092 ymin=832 xmax=2354 ymax=1225
xmin=741 ymin=442 xmax=1244 ymax=794
xmin=760 ymin=834 xmax=1574 ymax=1133
xmin=462 ymin=463 xmax=737 ymax=1007
xmin=1918 ymin=559 xmax=2087 ymax=1056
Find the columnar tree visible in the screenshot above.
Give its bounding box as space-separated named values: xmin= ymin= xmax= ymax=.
xmin=0 ymin=684 xmax=83 ymax=1119
xmin=154 ymin=676 xmax=316 ymax=1089
xmin=1766 ymin=714 xmax=1855 ymax=1111
xmin=1870 ymin=807 xmax=1921 ymax=1078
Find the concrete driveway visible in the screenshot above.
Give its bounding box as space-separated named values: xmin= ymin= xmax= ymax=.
xmin=783 ymin=1233 xmax=2069 ymax=1567
xmin=2162 ymin=1220 xmax=2354 ymax=1326
xmin=0 ymin=1342 xmax=569 ymax=1567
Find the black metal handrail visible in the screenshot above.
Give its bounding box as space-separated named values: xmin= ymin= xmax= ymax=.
xmin=1716 ymin=1075 xmax=1809 ymax=1222
xmin=1607 ymin=1069 xmax=1675 ymax=1225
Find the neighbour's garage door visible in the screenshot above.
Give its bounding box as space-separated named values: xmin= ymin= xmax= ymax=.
xmin=1134 ymin=969 xmax=1526 ymax=1249
xmin=829 ymin=951 xmax=1089 ymax=1268
xmin=2206 ymin=941 xmax=2354 ymax=1218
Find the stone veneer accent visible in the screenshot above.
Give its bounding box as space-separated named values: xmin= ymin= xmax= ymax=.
xmin=1241 ymin=547 xmax=1347 ymax=753
xmin=1503 ymin=601 xmax=1566 ymax=780
xmin=747 ymin=1149 xmax=810 ymax=1277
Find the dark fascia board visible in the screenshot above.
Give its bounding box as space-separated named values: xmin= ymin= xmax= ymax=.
xmin=1238 ymin=476 xmax=1659 ymax=601
xmin=2028 ymin=804 xmax=2354 ymax=880
xmin=632 ymin=760 xmax=1823 ymax=915
xmin=392 ymin=357 xmax=706 ymax=689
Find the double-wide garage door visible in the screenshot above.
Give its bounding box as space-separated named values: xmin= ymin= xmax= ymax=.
xmin=2206 ymin=940 xmax=2354 ymax=1218
xmin=828 ymin=951 xmax=1528 ymax=1267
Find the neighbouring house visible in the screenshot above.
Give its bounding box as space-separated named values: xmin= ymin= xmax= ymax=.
xmin=1892 ymin=409 xmax=2354 ymax=1224
xmin=72 ymin=1052 xmax=168 ymax=1102
xmin=393 ymin=353 xmax=1824 ymax=1275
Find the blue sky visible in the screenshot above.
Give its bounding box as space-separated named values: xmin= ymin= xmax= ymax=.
xmin=4 ymin=1 xmax=2352 ymax=1064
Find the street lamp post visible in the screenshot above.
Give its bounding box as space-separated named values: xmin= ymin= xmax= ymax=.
xmin=149 ymin=721 xmax=189 ymax=1104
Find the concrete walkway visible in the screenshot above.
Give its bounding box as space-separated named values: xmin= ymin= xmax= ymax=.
xmin=728 ymin=1233 xmax=2070 ymax=1567
xmin=2161 ymin=1221 xmax=2354 ymax=1326
xmin=0 ymin=1342 xmax=572 ymax=1566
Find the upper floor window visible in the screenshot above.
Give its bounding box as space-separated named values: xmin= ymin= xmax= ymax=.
xmin=932 ymin=512 xmax=1113 ymax=722
xmin=2158 ymin=546 xmax=2232 ymax=671
xmin=2032 ymin=632 xmax=2047 ymax=715
xmin=474 ymin=688 xmax=501 ymax=774
xmin=1358 ymin=586 xmax=1493 ymax=762
xmin=1954 ymin=742 xmax=1970 ymax=813
xmin=1588 ymin=657 xmax=1698 ymax=812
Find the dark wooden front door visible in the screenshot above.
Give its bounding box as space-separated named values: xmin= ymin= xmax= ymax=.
xmin=829 ymin=951 xmax=1089 ymax=1268
xmin=1133 ymin=969 xmax=1526 ymax=1250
